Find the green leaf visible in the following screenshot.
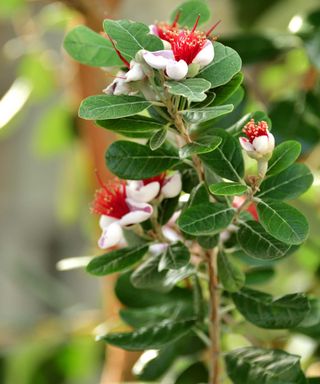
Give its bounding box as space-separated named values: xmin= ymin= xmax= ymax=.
xmin=178 ymin=202 xmax=235 ymax=236
xmin=197 ymin=234 xmax=219 ymax=249
xmin=257 ymin=199 xmax=309 ymax=245
xmin=200 ymin=129 xmax=244 ymax=182
xmin=295 ymin=298 xmax=320 ymax=339
xmin=158 ymin=195 xmax=180 ymax=225
xmin=175 ymin=361 xmax=209 ymax=384
xmin=258 ymin=163 xmax=313 ymax=200
xmin=218 ymin=251 xmax=245 ymax=292
xmin=180 ymin=104 xmax=234 ymax=124
xmin=267 ymin=140 xmax=301 ymax=176
xmin=79 ymin=95 xmax=151 ymax=120
xmin=103 ymin=19 xmax=163 ymax=61
xmin=170 ymin=1 xmax=210 ymax=28
xmin=149 ymin=128 xmax=167 ymax=150
xmin=226 ymin=347 xmax=307 ymax=384
xmin=179 ymin=137 xmax=222 ymax=159
xmin=237 ymin=220 xmax=291 ymax=261
xmin=209 ymin=182 xmax=247 ymax=196
xmin=159 ymin=242 xmax=191 ymax=271
xmin=97 ymin=115 xmax=164 ymax=138
xmin=232 ymin=287 xmax=310 ymax=329
xmin=86 ymin=244 xmax=148 ymax=276
xmin=106 ymin=140 xmax=180 ymax=179
xmin=166 ymin=78 xmax=211 ymax=102
xmin=115 ymin=272 xmax=192 ymax=308
xmin=187 ymin=183 xmax=210 ymax=207
xmin=131 ymin=255 xmax=194 ymax=292
xmin=211 ymin=72 xmax=244 ymax=106
xmin=63 ymin=25 xmax=122 ymax=67
xmin=101 ymin=318 xmax=195 ymax=350
xmin=198 ymin=42 xmax=242 ymax=88
xmin=245 ymin=267 xmax=275 ymax=285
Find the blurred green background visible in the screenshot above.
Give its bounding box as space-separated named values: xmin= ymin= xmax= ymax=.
xmin=1 ymin=0 xmax=320 ymax=383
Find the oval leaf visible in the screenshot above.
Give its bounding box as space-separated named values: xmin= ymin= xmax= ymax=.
xmin=166 ymin=78 xmax=211 ymax=102
xmin=257 ymin=199 xmax=309 ymax=245
xmin=209 ymin=182 xmax=247 ymax=196
xmin=177 ymin=202 xmax=235 ymax=236
xmin=232 ymin=287 xmax=310 ymax=329
xmin=149 ymin=128 xmax=167 ymax=150
xmin=267 ymin=140 xmax=301 ymax=176
xmin=79 ymin=95 xmax=151 ymax=120
xmin=86 ymin=244 xmax=148 ymax=276
xmin=179 ymin=137 xmax=222 ymax=159
xmin=170 ymin=1 xmax=210 ymax=27
xmin=101 ymin=318 xmax=195 ymax=350
xmin=159 ymin=242 xmax=191 ymax=271
xmin=106 ymin=140 xmax=180 ymax=180
xmin=180 ymin=104 xmax=234 ymax=124
xmin=218 ymin=251 xmax=245 ymax=292
xmin=237 ymin=220 xmax=291 ymax=261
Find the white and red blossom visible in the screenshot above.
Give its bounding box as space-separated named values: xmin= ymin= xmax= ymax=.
xmin=239 ymin=119 xmax=275 ymax=160
xmin=126 ymin=172 xmax=182 ymax=202
xmin=92 ymin=178 xmax=153 ymax=249
xmin=144 ymin=17 xmax=218 ymax=80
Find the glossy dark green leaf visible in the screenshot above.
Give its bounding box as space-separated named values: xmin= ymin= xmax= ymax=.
xmin=175 ymin=361 xmax=209 ymax=384
xmin=257 ymin=199 xmax=309 ymax=245
xmin=200 ymin=129 xmax=244 ymax=182
xmin=170 ymin=1 xmax=210 ymax=27
xmin=97 ymin=115 xmax=164 ymax=138
xmin=245 ymin=267 xmax=275 ymax=285
xmin=158 ymin=195 xmax=180 ymax=225
xmin=180 ymin=104 xmax=234 ymax=124
xmin=166 ymin=78 xmax=211 ymax=102
xmin=179 ymin=137 xmax=222 ymax=159
xmin=149 ymin=128 xmax=167 ymax=150
xmin=197 ymin=234 xmax=219 ymax=249
xmin=159 ymin=242 xmax=190 ymax=271
xmin=211 ymin=72 xmax=243 ymax=106
xmin=237 ymin=220 xmax=291 ymax=260
xmin=86 ymin=244 xmax=148 ymax=276
xmin=232 ymin=287 xmax=310 ymax=329
xmin=209 ymin=182 xmax=247 ymax=196
xmin=198 ymin=42 xmax=242 ymax=88
xmin=258 ymin=164 xmax=313 ymax=200
xmin=226 ymin=347 xmax=307 ymax=384
xmin=295 ymin=298 xmax=320 ymax=339
xmin=106 ymin=140 xmax=180 ymax=179
xmin=178 ymin=202 xmax=235 ymax=236
xmin=63 ymin=25 xmax=122 ymax=67
xmin=101 ymin=318 xmax=195 ymax=350
xmin=187 ymin=183 xmax=210 ymax=207
xmin=103 ymin=19 xmax=163 ymax=60
xmin=218 ymin=251 xmax=245 ymax=292
xmin=79 ymin=95 xmax=151 ymax=120
xmin=267 ymin=140 xmax=301 ymax=176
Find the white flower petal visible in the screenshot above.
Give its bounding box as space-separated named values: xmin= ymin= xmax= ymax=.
xmin=143 ymin=50 xmax=174 ymax=70
xmin=127 ymin=181 xmax=160 ymax=203
xmin=192 ymin=40 xmax=214 ymax=67
xmin=126 ymin=60 xmax=145 ymax=82
xmin=99 ymin=215 xmax=117 ymax=229
xmin=120 ymin=198 xmax=153 ymax=226
xmin=98 ymin=221 xmax=123 ymax=249
xmin=267 ymin=131 xmax=275 ymax=151
xmin=149 ymin=24 xmax=158 ymax=35
xmin=252 ymin=135 xmax=271 ymax=155
xmin=239 ymin=137 xmax=254 ymax=152
xmin=161 ymin=173 xmax=182 ymax=198
xmin=166 ymin=59 xmax=188 ymax=80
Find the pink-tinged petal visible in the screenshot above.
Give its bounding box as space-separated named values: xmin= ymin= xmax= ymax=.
xmin=166 ymin=59 xmax=188 ymax=80
xmin=143 ymin=50 xmax=174 ymax=69
xmin=127 ymin=181 xmax=160 ymax=203
xmin=120 ymin=198 xmax=153 ymax=226
xmin=98 ymin=221 xmax=123 ymax=249
xmin=252 ymin=135 xmax=270 ymax=155
xmin=99 ymin=215 xmax=116 ymax=229
xmin=239 ymin=137 xmax=254 ymax=152
xmin=126 ymin=60 xmax=145 ymax=82
xmin=149 ymin=24 xmax=158 ymax=35
xmin=161 ymin=173 xmax=182 ymax=198
xmin=192 ymin=40 xmax=214 ymax=67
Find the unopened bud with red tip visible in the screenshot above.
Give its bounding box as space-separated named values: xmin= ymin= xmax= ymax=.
xmin=239 ymin=119 xmax=275 ymax=161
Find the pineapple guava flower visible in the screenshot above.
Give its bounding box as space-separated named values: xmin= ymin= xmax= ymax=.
xmin=127 ymin=172 xmax=182 ymax=203
xmin=92 ymin=178 xmax=153 ymax=249
xmin=143 ymin=17 xmax=220 ymax=81
xmin=239 ymin=119 xmax=275 ymax=160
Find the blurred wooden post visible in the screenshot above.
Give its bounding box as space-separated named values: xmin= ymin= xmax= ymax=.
xmin=63 ymin=0 xmax=140 ymax=381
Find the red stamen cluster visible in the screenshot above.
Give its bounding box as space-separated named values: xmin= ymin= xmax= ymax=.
xmin=143 ymin=173 xmax=166 ymax=187
xmin=155 ymin=22 xmax=179 ymax=42
xmin=92 ymin=178 xmax=130 ymax=219
xmin=243 ymin=119 xmax=269 ymax=144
